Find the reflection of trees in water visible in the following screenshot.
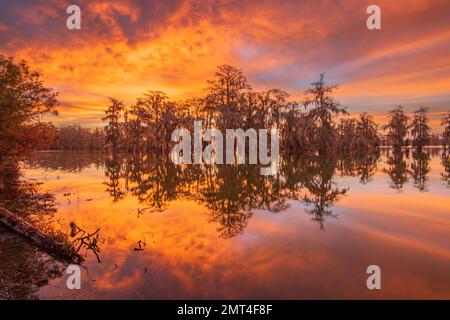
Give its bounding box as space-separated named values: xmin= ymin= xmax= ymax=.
xmin=103 ymin=152 xmax=358 ymax=235
xmin=0 ymin=225 xmax=65 ymax=299
xmin=23 ymin=151 xmax=104 ymax=173
xmin=0 ymin=161 xmax=64 ymax=299
xmin=298 ymin=156 xmax=348 ymax=230
xmin=337 ymin=151 xmax=380 ymax=184
xmin=0 ymin=162 xmax=56 ymax=226
xmin=1 ymin=159 xmax=104 ymax=268
xmin=200 ymin=165 xmax=256 ymax=238
xmin=126 ymin=152 xmax=187 ymax=211
xmin=384 ymin=150 xmax=409 ymax=190
xmin=21 ymin=149 xmax=444 ymax=236
xmin=104 ymin=154 xmax=126 ymax=202
xmin=442 ymin=151 xmax=450 ymax=187
xmin=200 ymin=164 xmax=290 ymax=238
xmin=383 ymin=149 xmax=438 ymax=192
xmin=410 ymin=151 xmax=430 ymax=192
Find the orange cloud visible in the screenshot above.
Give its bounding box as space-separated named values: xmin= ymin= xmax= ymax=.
xmin=1 ymin=0 xmax=449 ymax=128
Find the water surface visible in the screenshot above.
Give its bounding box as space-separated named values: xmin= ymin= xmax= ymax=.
xmin=5 ymin=150 xmax=450 ymax=299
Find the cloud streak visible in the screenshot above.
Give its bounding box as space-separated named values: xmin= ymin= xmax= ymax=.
xmin=1 ymin=0 xmax=450 ymax=129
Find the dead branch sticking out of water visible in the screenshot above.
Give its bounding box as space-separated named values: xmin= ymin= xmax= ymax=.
xmin=70 ymin=222 xmax=102 ymax=263
xmin=134 ymin=240 xmax=146 ymax=251
xmin=0 ymin=206 xmax=83 ymax=264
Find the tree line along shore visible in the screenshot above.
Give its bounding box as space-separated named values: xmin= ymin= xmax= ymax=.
xmin=1 ymin=55 xmax=450 ymax=161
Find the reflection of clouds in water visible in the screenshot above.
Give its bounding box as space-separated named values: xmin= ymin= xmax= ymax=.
xmin=17 ymin=150 xmax=450 ymax=299
xmin=39 ymin=202 xmax=450 ymax=299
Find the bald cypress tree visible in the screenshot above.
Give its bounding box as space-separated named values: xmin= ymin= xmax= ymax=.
xmin=441 ymin=112 xmax=450 ymax=150
xmin=384 ymin=106 xmax=408 ymax=152
xmin=303 ymin=73 xmax=347 ymax=154
xmin=206 ymin=65 xmax=250 ymax=130
xmin=410 ymin=107 xmax=431 ymax=151
xmin=102 ymin=98 xmax=124 ymax=152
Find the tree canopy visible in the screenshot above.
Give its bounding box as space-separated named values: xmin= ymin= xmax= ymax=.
xmin=0 ymin=55 xmax=58 ymax=157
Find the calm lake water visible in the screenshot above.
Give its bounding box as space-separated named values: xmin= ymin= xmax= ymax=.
xmin=3 ymin=150 xmax=450 ymax=299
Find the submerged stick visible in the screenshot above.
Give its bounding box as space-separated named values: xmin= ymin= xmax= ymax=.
xmin=0 ymin=206 xmax=83 ymax=264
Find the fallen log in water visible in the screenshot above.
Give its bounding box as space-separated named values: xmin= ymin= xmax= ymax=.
xmin=0 ymin=206 xmax=83 ymax=264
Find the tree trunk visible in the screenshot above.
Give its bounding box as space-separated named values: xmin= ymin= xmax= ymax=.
xmin=0 ymin=206 xmax=83 ymax=264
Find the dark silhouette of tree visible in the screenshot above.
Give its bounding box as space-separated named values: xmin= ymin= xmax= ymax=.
xmin=103 ymin=156 xmax=126 ymax=202
xmin=256 ymin=89 xmax=289 ymax=129
xmin=410 ymin=150 xmax=430 ymax=191
xmin=100 ymin=149 xmax=358 ymax=236
xmin=441 ymin=111 xmax=450 ymax=150
xmin=93 ymin=65 xmax=450 ymax=235
xmin=410 ymin=107 xmax=431 ymax=151
xmin=102 ymin=98 xmax=124 ymax=153
xmin=99 ymin=66 xmax=394 ymax=161
xmin=0 ymin=163 xmax=56 ymax=219
xmin=440 ymin=151 xmax=450 ymax=187
xmin=282 ymin=102 xmax=306 ymax=153
xmin=337 ymin=151 xmax=380 ymax=184
xmin=384 ymin=151 xmax=408 ymax=190
xmin=123 ymin=91 xmax=183 ymax=156
xmin=337 ymin=118 xmax=357 ymax=153
xmin=51 ymin=125 xmax=105 ymax=150
xmin=126 ymin=154 xmax=179 ymax=212
xmin=206 ymin=65 xmax=250 ymax=130
xmin=200 ymin=164 xmax=289 ymax=238
xmin=336 ymin=113 xmax=379 ymax=154
xmin=356 ymin=113 xmax=381 ymax=150
xmin=303 ymin=73 xmax=348 ymax=154
xmin=24 ymin=151 xmax=104 ymax=173
xmin=384 ymin=106 xmax=408 ymax=151
xmin=0 ymin=55 xmax=58 ymax=159
xmin=299 ymin=155 xmax=348 ymax=229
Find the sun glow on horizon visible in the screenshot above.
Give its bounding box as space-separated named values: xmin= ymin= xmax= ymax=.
xmin=1 ymin=0 xmax=450 ymax=129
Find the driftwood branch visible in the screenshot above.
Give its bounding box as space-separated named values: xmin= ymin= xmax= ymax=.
xmin=70 ymin=223 xmax=102 ymax=263
xmin=0 ymin=206 xmax=83 ymax=264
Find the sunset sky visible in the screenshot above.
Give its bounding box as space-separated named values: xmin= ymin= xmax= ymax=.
xmin=1 ymin=0 xmax=450 ymax=129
